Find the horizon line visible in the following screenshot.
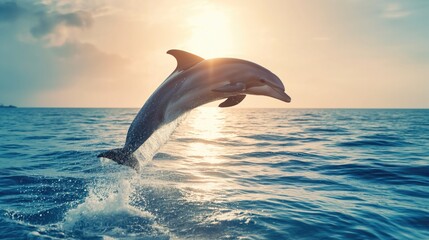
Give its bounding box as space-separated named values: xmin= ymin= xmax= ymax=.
xmin=3 ymin=107 xmax=428 ymax=110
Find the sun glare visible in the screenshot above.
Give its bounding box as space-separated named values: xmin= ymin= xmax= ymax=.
xmin=182 ymin=107 xmax=230 ymax=164
xmin=184 ymin=4 xmax=235 ymax=58
xmin=188 ymin=107 xmax=225 ymax=140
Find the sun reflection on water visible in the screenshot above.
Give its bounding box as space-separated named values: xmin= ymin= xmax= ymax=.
xmin=175 ymin=107 xmax=238 ymax=203
xmin=185 ymin=107 xmax=227 ymax=164
xmin=187 ymin=107 xmax=226 ymax=140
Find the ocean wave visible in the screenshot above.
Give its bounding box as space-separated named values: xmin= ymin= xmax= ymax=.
xmin=230 ymin=150 xmax=342 ymax=161
xmin=1 ymin=108 xmax=428 ymax=239
xmin=22 ymin=136 xmax=54 ymax=140
xmin=315 ymin=163 xmax=429 ymax=186
xmin=306 ymin=127 xmax=348 ymax=133
xmin=337 ymin=139 xmax=408 ymax=147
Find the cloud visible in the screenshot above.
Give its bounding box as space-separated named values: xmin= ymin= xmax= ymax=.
xmin=31 ymin=10 xmax=92 ymax=46
xmin=0 ymin=1 xmax=22 ymax=22
xmin=0 ymin=1 xmax=93 ymax=45
xmin=382 ymin=3 xmax=411 ymax=19
xmin=0 ymin=0 xmax=123 ymax=70
xmin=30 ymin=10 xmax=92 ymax=37
xmin=52 ymin=41 xmax=129 ymax=79
xmin=0 ymin=0 xmax=129 ymax=106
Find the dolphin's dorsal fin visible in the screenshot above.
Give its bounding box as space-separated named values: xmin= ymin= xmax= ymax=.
xmin=167 ymin=49 xmax=205 ymax=72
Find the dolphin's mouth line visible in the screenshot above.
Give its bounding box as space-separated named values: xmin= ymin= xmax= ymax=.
xmin=263 ymin=81 xmax=285 ymax=92
xmin=272 ymin=86 xmax=285 ymax=93
xmin=272 ymin=86 xmax=291 ymax=103
xmin=245 ymin=84 xmax=291 ymax=103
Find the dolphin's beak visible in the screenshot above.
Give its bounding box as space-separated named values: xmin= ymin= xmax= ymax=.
xmin=270 ymin=87 xmax=291 ymax=103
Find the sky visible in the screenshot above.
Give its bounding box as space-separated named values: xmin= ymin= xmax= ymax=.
xmin=0 ymin=0 xmax=428 ymax=108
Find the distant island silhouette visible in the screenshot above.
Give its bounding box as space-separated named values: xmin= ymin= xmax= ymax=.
xmin=0 ymin=104 xmax=17 ymax=108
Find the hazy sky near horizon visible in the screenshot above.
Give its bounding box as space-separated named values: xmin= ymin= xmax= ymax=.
xmin=0 ymin=0 xmax=428 ymax=108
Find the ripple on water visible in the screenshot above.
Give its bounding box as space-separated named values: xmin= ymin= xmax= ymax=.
xmin=0 ymin=108 xmax=428 ymax=239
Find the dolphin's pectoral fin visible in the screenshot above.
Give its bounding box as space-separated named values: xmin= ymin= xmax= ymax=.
xmin=167 ymin=49 xmax=205 ymax=72
xmin=219 ymin=95 xmax=246 ymax=108
xmin=212 ymin=82 xmax=246 ymax=93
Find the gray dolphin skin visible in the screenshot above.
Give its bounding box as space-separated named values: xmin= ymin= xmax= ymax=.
xmin=98 ymin=49 xmax=291 ymax=169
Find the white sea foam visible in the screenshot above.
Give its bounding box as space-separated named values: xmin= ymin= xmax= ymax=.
xmin=60 ymin=168 xmax=171 ymax=238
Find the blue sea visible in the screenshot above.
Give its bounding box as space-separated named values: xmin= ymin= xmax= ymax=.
xmin=0 ymin=108 xmax=428 ymax=239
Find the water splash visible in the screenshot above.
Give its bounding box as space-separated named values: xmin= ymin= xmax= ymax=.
xmin=59 ymin=112 xmax=191 ymax=238
xmin=135 ymin=112 xmax=190 ymax=163
xmin=60 ymin=171 xmax=170 ymax=238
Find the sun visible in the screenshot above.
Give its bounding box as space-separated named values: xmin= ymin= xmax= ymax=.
xmin=184 ymin=3 xmax=236 ymax=58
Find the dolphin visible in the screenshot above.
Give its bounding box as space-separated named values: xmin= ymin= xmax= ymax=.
xmin=98 ymin=49 xmax=291 ymax=169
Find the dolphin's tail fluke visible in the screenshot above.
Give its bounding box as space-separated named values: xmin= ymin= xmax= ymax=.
xmin=97 ymin=148 xmax=140 ymax=170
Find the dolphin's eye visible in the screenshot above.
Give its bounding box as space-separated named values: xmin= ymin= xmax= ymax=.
xmin=259 ymin=79 xmax=266 ymax=83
